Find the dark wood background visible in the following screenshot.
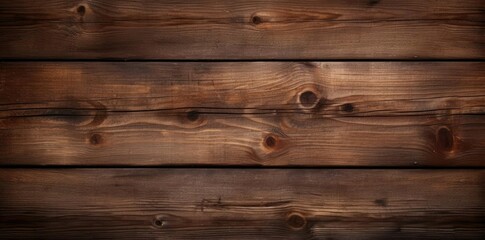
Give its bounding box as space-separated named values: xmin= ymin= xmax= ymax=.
xmin=0 ymin=0 xmax=484 ymax=239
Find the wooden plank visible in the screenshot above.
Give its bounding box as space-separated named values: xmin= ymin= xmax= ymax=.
xmin=1 ymin=62 xmax=484 ymax=166
xmin=0 ymin=169 xmax=483 ymax=239
xmin=0 ymin=0 xmax=483 ymax=59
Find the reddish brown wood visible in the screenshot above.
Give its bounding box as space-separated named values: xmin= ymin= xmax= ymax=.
xmin=0 ymin=0 xmax=483 ymax=59
xmin=1 ymin=62 xmax=484 ymax=166
xmin=0 ymin=2 xmax=483 ymax=239
xmin=0 ymin=169 xmax=483 ymax=239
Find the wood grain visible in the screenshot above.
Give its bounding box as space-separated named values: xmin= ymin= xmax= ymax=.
xmin=1 ymin=62 xmax=484 ymax=166
xmin=0 ymin=169 xmax=483 ymax=239
xmin=0 ymin=0 xmax=483 ymax=59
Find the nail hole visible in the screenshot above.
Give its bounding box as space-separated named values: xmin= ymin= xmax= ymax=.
xmin=287 ymin=213 xmax=306 ymax=230
xmin=264 ymin=135 xmax=277 ymax=148
xmin=77 ymin=5 xmax=86 ymax=16
xmin=252 ymin=15 xmax=262 ymax=25
xmin=437 ymin=127 xmax=454 ymax=152
xmin=341 ymin=103 xmax=354 ymax=113
xmin=186 ymin=110 xmax=199 ymax=122
xmin=89 ymin=133 xmax=102 ymax=145
xmin=299 ymin=91 xmax=318 ymax=108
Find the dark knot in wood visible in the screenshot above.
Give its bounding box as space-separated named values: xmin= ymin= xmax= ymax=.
xmin=251 ymin=15 xmax=262 ymax=25
xmin=368 ymin=0 xmax=380 ymax=6
xmin=287 ymin=212 xmax=306 ymax=230
xmin=186 ymin=110 xmax=200 ymax=122
xmin=299 ymin=90 xmax=319 ymax=108
xmin=437 ymin=126 xmax=454 ymax=152
xmin=77 ymin=5 xmax=86 ymax=16
xmin=89 ymin=133 xmax=103 ymax=145
xmin=341 ymin=103 xmax=354 ymax=113
xmin=264 ymin=135 xmax=277 ymax=149
xmin=153 ymin=217 xmax=166 ymax=228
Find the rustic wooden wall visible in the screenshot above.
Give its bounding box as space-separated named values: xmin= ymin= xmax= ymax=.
xmin=0 ymin=0 xmax=484 ymax=239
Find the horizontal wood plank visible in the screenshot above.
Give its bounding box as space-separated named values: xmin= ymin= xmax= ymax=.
xmin=0 ymin=0 xmax=483 ymax=59
xmin=1 ymin=62 xmax=484 ymax=166
xmin=0 ymin=169 xmax=483 ymax=239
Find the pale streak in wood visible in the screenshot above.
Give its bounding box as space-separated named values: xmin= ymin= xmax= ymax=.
xmin=0 ymin=169 xmax=483 ymax=239
xmin=1 ymin=62 xmax=484 ymax=166
xmin=0 ymin=0 xmax=483 ymax=59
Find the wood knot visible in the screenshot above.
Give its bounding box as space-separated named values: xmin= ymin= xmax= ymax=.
xmin=264 ymin=134 xmax=277 ymax=149
xmin=77 ymin=5 xmax=86 ymax=16
xmin=287 ymin=212 xmax=306 ymax=230
xmin=251 ymin=15 xmax=262 ymax=25
xmin=89 ymin=133 xmax=103 ymax=145
xmin=299 ymin=90 xmax=319 ymax=108
xmin=153 ymin=218 xmax=166 ymax=228
xmin=368 ymin=0 xmax=380 ymax=6
xmin=340 ymin=103 xmax=354 ymax=113
xmin=374 ymin=198 xmax=388 ymax=207
xmin=186 ymin=110 xmax=200 ymax=122
xmin=436 ymin=126 xmax=454 ymax=152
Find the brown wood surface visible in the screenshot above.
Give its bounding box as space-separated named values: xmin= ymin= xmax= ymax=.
xmin=1 ymin=1 xmax=484 ymax=239
xmin=0 ymin=169 xmax=483 ymax=239
xmin=0 ymin=0 xmax=483 ymax=59
xmin=1 ymin=62 xmax=484 ymax=166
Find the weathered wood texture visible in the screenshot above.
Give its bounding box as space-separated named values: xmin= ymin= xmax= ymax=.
xmin=0 ymin=169 xmax=483 ymax=239
xmin=0 ymin=0 xmax=483 ymax=59
xmin=1 ymin=62 xmax=484 ymax=166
